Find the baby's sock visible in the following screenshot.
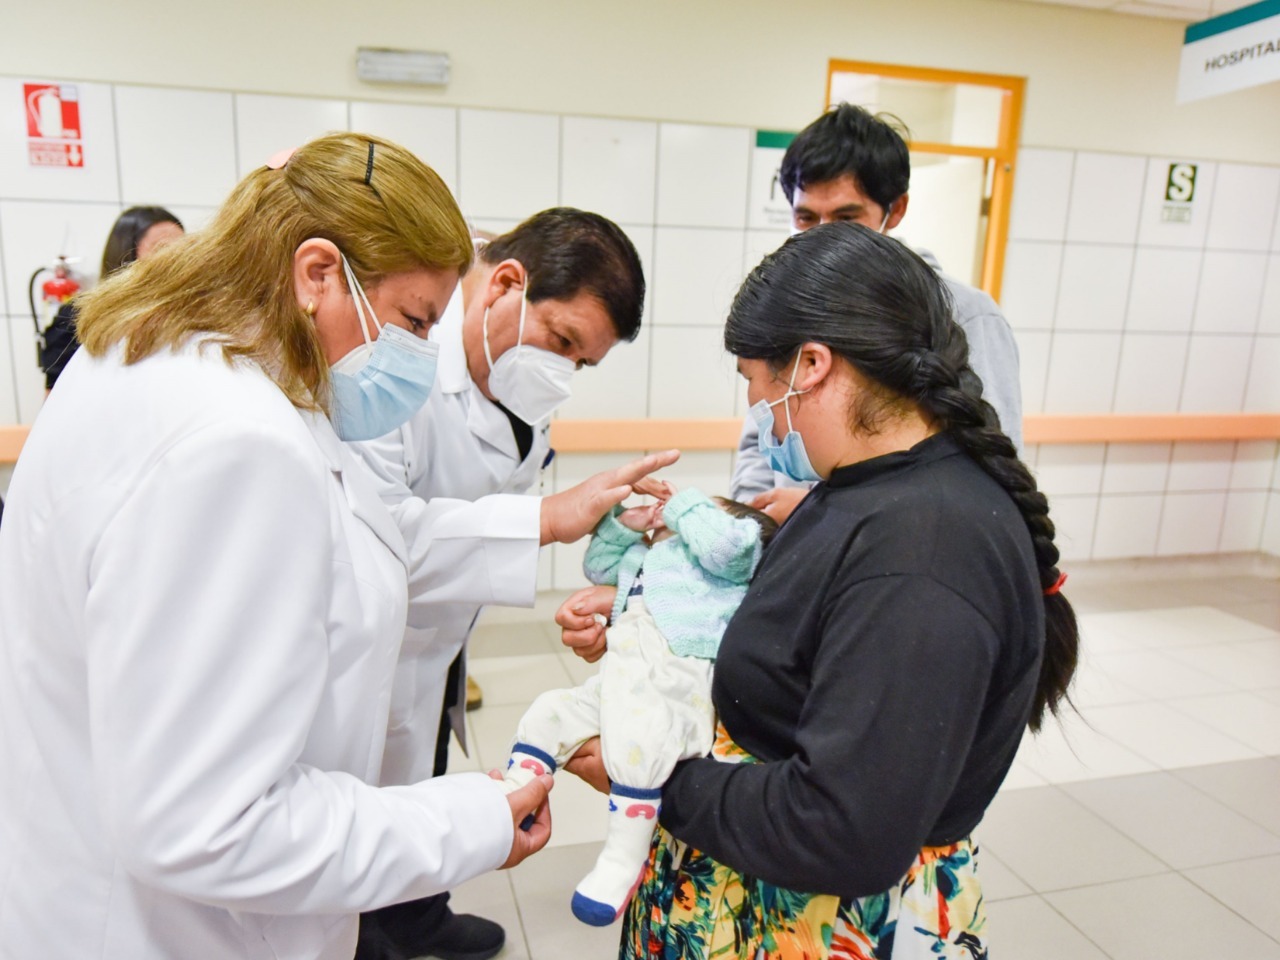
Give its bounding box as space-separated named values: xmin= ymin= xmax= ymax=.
xmin=500 ymin=742 xmax=558 ymax=794
xmin=571 ymin=786 xmax=661 ymax=926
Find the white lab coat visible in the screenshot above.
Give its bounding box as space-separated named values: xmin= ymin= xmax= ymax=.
xmin=352 ymin=290 xmax=548 ymax=786
xmin=0 ymin=341 xmax=512 ymax=960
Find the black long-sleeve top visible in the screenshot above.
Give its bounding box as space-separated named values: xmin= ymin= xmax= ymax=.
xmin=661 ymin=433 xmax=1044 ymax=899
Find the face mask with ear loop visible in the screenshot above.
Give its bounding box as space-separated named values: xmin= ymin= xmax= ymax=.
xmin=747 ymin=351 xmax=822 ymax=483
xmin=327 ymin=255 xmax=441 ymax=441
xmin=482 ymin=283 xmax=576 ymax=425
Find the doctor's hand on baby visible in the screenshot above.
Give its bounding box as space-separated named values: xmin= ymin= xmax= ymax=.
xmin=538 ymin=450 xmax=680 ymax=547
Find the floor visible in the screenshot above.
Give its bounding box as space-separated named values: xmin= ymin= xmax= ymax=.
xmin=448 ymin=554 xmax=1280 ymax=959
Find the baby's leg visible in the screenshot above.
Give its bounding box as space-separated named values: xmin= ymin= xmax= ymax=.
xmin=501 ymin=674 xmax=603 ymax=793
xmin=571 ymin=604 xmax=716 ymax=926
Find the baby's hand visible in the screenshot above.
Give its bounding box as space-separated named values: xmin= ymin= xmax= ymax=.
xmin=617 ymin=503 xmax=660 ymax=532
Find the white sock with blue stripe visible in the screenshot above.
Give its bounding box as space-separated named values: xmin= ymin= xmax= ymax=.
xmin=571 ymin=785 xmax=661 ymax=926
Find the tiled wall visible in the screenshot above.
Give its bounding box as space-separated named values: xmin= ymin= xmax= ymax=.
xmin=3 ymin=77 xmax=1279 ymax=586
xmin=1003 ymin=148 xmax=1280 ymax=566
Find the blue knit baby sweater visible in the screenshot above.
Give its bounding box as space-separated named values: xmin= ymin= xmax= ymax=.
xmin=581 ymin=488 xmax=764 ymax=660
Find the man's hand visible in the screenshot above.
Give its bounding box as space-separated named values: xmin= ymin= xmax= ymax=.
xmin=564 ymin=737 xmax=610 ymax=795
xmin=539 ymin=450 xmax=680 ymax=546
xmin=749 ymin=486 xmax=809 ymax=524
xmin=495 ymin=771 xmax=554 ymax=869
xmin=555 ymin=585 xmax=616 ymax=662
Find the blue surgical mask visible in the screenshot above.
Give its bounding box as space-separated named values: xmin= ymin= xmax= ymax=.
xmin=328 ymin=255 xmax=440 ymax=441
xmin=748 ymin=352 xmax=821 ymax=483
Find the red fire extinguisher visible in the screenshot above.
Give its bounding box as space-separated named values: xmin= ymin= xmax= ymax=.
xmin=29 ymin=254 xmax=81 ymax=368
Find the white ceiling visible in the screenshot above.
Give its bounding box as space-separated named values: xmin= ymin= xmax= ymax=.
xmin=1008 ymin=0 xmax=1257 ymax=22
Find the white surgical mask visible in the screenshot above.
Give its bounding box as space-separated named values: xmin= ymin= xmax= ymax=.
xmin=328 ymin=255 xmax=440 ymax=441
xmin=483 ymin=286 xmax=575 ymax=425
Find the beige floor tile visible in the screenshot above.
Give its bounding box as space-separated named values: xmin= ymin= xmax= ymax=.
xmin=1015 ymin=709 xmax=1158 ymax=784
xmin=976 ymin=846 xmax=1034 ymax=902
xmin=1167 ymin=691 xmax=1280 ymax=755
xmin=1185 ymin=853 xmax=1280 ymax=942
xmin=1047 ymin=872 xmax=1280 ymax=959
xmin=469 ymin=620 xmax=561 ymax=660
xmin=467 ymin=654 xmax=574 ymax=709
xmin=1086 ymin=701 xmax=1263 ymax=769
xmin=509 ymin=843 xmax=628 ymax=960
xmin=1164 ymin=637 xmax=1280 ymax=691
xmin=984 ymin=896 xmax=1110 ymax=959
xmin=446 ymin=868 xmax=531 ymax=960
xmin=1062 ymin=771 xmax=1280 ymax=869
xmin=1172 ymin=756 xmax=1280 ymax=836
xmin=1089 ymin=648 xmax=1235 ymax=699
xmin=975 ymin=786 xmax=1168 ymax=892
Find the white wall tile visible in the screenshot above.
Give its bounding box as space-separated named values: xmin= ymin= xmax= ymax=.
xmin=1042 ymin=332 xmax=1121 ymax=413
xmin=1220 ymin=490 xmax=1268 ymax=552
xmin=556 ymin=326 xmax=650 ymax=420
xmin=647 ymin=326 xmax=736 ymax=418
xmin=5 ymin=313 xmax=44 ymax=424
xmin=1157 ymin=491 xmax=1227 ymax=556
xmin=1092 ymin=493 xmax=1163 ymax=559
xmin=1064 ymin=152 xmax=1146 ymax=245
xmin=1257 ymin=255 xmax=1280 ymax=335
xmin=234 ymin=93 xmax=348 ymax=177
xmin=0 ymin=316 xmax=21 ymax=423
xmin=1126 ymin=248 xmax=1201 ymax=333
xmin=1180 ymin=335 xmax=1252 ymax=412
xmin=1048 ymin=494 xmax=1098 ymax=562
xmin=1034 ymin=444 xmax=1106 ymax=497
xmin=1111 ymin=333 xmax=1189 ymax=413
xmin=1000 ymin=241 xmax=1061 ymax=330
xmin=1244 ymin=336 xmax=1280 ymax=411
xmin=1167 ymin=441 xmax=1234 ymax=492
xmin=654 ymin=450 xmax=733 ymax=498
xmin=620 ymin=224 xmax=655 ymax=325
xmin=1192 ymin=251 xmax=1267 ymax=334
xmin=560 ymin=116 xmax=657 ymax=226
xmin=651 ymin=227 xmax=745 ymax=327
xmin=743 ymin=229 xmax=787 ymax=278
xmin=164 ymin=205 xmax=218 ymax=234
xmin=1054 ymin=244 xmax=1133 ymax=331
xmin=656 ymin=124 xmax=750 ymax=229
xmin=1260 ymin=492 xmax=1280 ymax=557
xmin=115 ymin=86 xmax=236 ymax=208
xmin=1206 ymin=163 xmax=1280 ymax=252
xmin=1101 ymin=443 xmax=1171 ymax=494
xmin=1015 ymin=329 xmax=1050 ymax=414
xmin=1 ymin=200 xmax=122 ymax=315
xmin=1136 ymin=158 xmax=1215 ymax=249
xmin=459 ymin=109 xmax=559 ymax=220
xmin=0 ymin=79 xmax=119 ymax=203
xmin=552 ymin=537 xmax=590 ymax=591
xmin=1230 ymin=440 xmax=1278 ymax=490
xmin=350 ymin=101 xmax=459 ymax=196
xmin=1009 ymin=148 xmax=1074 ymax=242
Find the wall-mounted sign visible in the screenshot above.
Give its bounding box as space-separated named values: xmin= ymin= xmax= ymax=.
xmin=1178 ymin=0 xmax=1280 ymax=103
xmin=24 ymin=82 xmax=85 ymax=167
xmin=1162 ymin=163 xmax=1197 ymax=223
xmin=749 ymin=130 xmax=796 ymax=231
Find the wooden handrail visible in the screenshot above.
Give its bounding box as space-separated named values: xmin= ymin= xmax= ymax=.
xmin=5 ymin=414 xmax=1280 ymax=464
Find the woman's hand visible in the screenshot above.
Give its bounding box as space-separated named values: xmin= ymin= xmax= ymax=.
xmin=494 ymin=771 xmax=554 ymax=869
xmin=564 ymin=737 xmax=610 ymax=795
xmin=749 ymin=486 xmax=808 ymax=524
xmin=555 ymin=586 xmax=616 ymax=662
xmin=539 ymin=450 xmax=680 ymax=546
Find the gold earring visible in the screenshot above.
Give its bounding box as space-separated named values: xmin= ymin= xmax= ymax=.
xmin=305 ymin=301 xmax=316 ymax=316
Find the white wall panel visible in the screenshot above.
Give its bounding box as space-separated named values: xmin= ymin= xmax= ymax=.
xmin=1054 ymin=244 xmax=1132 ymax=331
xmin=116 ymin=86 xmax=236 ymax=208
xmin=350 ymin=101 xmax=459 ymax=197
xmin=1009 ymin=149 xmax=1074 ymax=242
xmin=1064 ymin=152 xmax=1146 ymax=245
xmin=560 ymin=116 xmax=657 ymax=226
xmin=459 ymin=109 xmax=559 ymax=220
xmin=234 ymin=93 xmax=348 ymax=177
xmin=0 ymin=79 xmax=119 ymax=204
xmin=1001 ymin=241 xmax=1061 ymax=330
xmin=651 ymin=227 xmax=744 ymax=327
xmin=655 ymin=124 xmax=749 ymax=229
xmin=1205 ymin=163 xmax=1280 ymax=252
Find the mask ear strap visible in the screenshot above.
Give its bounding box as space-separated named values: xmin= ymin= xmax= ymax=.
xmin=515 ymin=278 xmax=529 ymax=350
xmin=342 ymin=255 xmax=380 ymax=344
xmin=482 ymin=304 xmax=497 ymax=371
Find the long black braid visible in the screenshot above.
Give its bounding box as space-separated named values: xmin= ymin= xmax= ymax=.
xmin=725 ymin=222 xmax=1077 ymax=731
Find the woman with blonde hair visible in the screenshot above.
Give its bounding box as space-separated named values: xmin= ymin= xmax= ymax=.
xmin=0 ymin=132 xmax=672 ymax=960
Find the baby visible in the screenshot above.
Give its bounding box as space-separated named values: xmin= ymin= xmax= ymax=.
xmin=500 ymin=486 xmax=777 ymax=925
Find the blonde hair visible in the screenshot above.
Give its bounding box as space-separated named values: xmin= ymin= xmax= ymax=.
xmin=77 ymin=132 xmax=472 ymax=409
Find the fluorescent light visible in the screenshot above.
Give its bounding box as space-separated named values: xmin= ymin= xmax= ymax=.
xmin=356 ymin=47 xmax=450 ymax=86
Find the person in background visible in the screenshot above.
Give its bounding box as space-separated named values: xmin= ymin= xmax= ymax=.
xmin=731 ymin=104 xmax=1023 ymax=523
xmin=0 ymin=132 xmax=676 ymax=960
xmin=349 ymin=207 xmax=647 ymax=960
xmin=562 ymin=223 xmax=1076 ymax=959
xmin=38 ymin=205 xmax=184 ymax=390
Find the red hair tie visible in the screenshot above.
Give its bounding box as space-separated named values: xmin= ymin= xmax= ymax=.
xmin=1043 ymin=571 xmax=1068 ymax=596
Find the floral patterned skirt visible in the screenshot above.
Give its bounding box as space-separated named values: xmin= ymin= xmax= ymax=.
xmin=620 ymin=726 xmax=988 ymax=960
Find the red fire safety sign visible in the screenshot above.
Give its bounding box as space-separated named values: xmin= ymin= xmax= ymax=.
xmin=25 ymin=83 xmax=85 ymax=168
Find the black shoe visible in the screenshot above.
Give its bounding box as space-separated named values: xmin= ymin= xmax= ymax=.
xmin=395 ymin=909 xmax=505 ymax=960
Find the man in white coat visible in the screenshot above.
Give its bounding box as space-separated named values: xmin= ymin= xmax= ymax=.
xmin=351 ymin=208 xmax=646 ymax=960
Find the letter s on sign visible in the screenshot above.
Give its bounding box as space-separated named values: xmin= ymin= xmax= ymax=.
xmin=1166 ymin=164 xmax=1197 ymax=203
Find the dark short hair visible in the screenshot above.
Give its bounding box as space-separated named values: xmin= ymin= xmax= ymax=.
xmin=100 ymin=206 xmax=183 ymax=279
xmin=481 ymin=208 xmax=645 ymax=342
xmin=713 ymin=496 xmax=780 ymax=546
xmin=779 ymin=104 xmax=911 ymax=213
